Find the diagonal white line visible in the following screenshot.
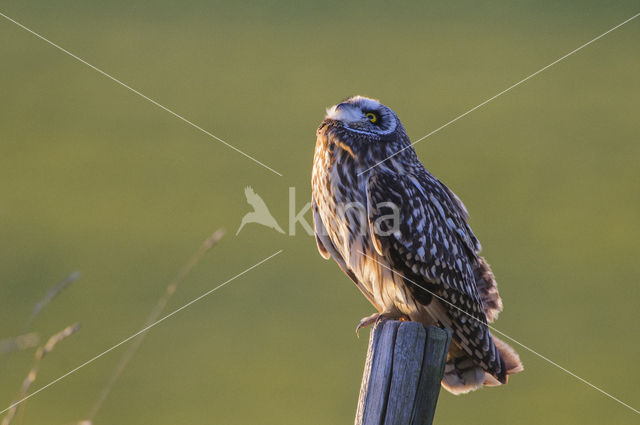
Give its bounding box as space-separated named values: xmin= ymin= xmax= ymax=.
xmin=0 ymin=11 xmax=283 ymax=177
xmin=359 ymin=11 xmax=640 ymax=176
xmin=0 ymin=249 xmax=283 ymax=416
xmin=357 ymin=250 xmax=640 ymax=415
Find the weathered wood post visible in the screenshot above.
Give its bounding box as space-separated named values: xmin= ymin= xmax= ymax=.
xmin=355 ymin=320 xmax=451 ymax=425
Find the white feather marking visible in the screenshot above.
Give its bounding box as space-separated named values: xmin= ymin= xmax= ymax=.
xmin=325 ymin=103 xmax=363 ymax=122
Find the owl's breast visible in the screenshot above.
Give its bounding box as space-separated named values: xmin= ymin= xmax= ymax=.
xmin=312 ymin=132 xmax=367 ymax=258
xmin=312 ymin=132 xmax=419 ymax=316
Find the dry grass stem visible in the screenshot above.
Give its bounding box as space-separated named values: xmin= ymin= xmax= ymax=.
xmin=84 ymin=229 xmax=224 ymax=422
xmin=0 ymin=334 xmax=39 ymax=355
xmin=22 ymin=272 xmax=81 ymax=332
xmin=2 ymin=323 xmax=80 ymax=425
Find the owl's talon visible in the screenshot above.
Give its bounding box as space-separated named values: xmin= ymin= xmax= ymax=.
xmin=355 ymin=312 xmax=409 ymax=337
xmin=356 ymin=313 xmax=380 ymax=337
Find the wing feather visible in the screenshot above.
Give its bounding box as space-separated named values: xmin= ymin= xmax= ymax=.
xmin=312 ymin=199 xmax=332 ymax=260
xmin=365 ymin=170 xmax=510 ymax=380
xmin=366 ymin=170 xmax=484 ymax=320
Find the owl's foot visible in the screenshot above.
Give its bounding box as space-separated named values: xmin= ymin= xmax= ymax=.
xmin=355 ymin=312 xmax=409 ymax=337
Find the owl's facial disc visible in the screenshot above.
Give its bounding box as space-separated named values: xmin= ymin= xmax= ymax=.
xmin=325 ymin=96 xmax=397 ymax=136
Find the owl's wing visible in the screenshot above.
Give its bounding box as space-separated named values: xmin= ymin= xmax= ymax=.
xmin=367 ymin=171 xmax=518 ymax=384
xmin=365 ymin=170 xmax=486 ymax=324
xmin=312 ymin=198 xmax=332 ymax=260
xmin=313 ymin=197 xmax=378 ymax=306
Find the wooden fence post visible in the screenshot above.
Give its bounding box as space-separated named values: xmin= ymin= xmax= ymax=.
xmin=355 ymin=320 xmax=451 ymax=425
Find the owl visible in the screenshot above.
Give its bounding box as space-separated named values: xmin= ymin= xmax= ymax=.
xmin=311 ymin=95 xmax=523 ymax=394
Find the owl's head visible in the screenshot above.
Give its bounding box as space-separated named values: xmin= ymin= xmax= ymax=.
xmin=323 ymin=96 xmax=406 ymax=140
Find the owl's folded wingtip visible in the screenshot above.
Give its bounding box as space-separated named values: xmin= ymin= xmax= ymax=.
xmin=493 ymin=335 xmax=524 ymax=375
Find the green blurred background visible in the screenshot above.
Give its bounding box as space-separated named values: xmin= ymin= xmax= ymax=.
xmin=1 ymin=1 xmax=639 ymax=424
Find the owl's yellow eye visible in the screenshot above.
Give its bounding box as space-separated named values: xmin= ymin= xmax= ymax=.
xmin=366 ymin=112 xmax=378 ymax=123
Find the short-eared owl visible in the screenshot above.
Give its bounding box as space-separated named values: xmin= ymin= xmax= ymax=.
xmin=311 ymin=96 xmax=522 ymax=394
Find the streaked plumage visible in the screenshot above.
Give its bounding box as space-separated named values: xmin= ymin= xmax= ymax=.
xmin=311 ymin=96 xmax=522 ymax=394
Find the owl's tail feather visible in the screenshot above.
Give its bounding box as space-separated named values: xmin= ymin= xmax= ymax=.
xmin=442 ymin=354 xmax=486 ymax=395
xmin=441 ymin=337 xmax=523 ymax=395
xmin=493 ymin=335 xmax=524 ymax=377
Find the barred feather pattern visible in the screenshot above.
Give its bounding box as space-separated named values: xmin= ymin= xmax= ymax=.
xmin=311 ymin=96 xmax=522 ymax=394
